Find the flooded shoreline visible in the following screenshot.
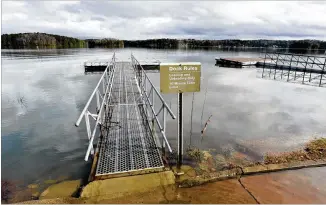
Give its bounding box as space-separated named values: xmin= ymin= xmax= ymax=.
xmin=2 ymin=137 xmax=325 ymax=203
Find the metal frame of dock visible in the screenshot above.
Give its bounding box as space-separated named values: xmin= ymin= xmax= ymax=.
xmin=76 ymin=53 xmax=176 ymax=180
xmin=258 ymin=52 xmax=326 ymax=87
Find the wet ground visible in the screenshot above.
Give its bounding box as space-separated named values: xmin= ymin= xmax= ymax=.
xmin=19 ymin=166 xmax=326 ymax=204
xmin=101 ymin=166 xmax=326 ymax=204
xmin=240 ymin=166 xmax=326 ymax=204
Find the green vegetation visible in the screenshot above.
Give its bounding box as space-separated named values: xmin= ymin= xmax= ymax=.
xmin=186 ymin=147 xmax=204 ymax=162
xmin=2 ymin=32 xmax=326 ymax=53
xmin=86 ymin=38 xmax=124 ymax=48
xmin=125 ymin=39 xmax=326 ymax=53
xmin=124 ymin=39 xmax=179 ymax=48
xmin=1 ymin=33 xmax=86 ymax=49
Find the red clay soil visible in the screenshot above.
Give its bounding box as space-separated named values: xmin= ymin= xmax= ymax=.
xmin=240 ymin=166 xmax=326 ymax=204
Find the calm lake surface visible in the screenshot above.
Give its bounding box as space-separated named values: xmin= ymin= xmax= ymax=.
xmin=2 ymin=48 xmax=326 ymax=188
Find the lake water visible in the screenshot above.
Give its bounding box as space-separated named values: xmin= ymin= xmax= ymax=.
xmin=2 ymin=48 xmax=326 ymax=190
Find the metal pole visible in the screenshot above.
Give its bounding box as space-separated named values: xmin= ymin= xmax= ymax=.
xmin=85 ymin=112 xmax=91 ymax=140
xmin=273 ymin=53 xmax=279 ymax=79
xmin=287 ymin=55 xmax=294 ymax=82
xmin=262 ymin=51 xmax=267 ymax=78
xmin=106 ymin=70 xmax=109 ymax=86
xmin=152 ymin=88 xmax=155 ymax=121
xmin=162 ymin=106 xmax=166 ymax=157
xmin=96 ymin=90 xmax=100 ymax=113
xmin=294 ymin=56 xmax=299 ymax=80
xmin=280 ymin=55 xmax=284 ymax=80
xmin=302 ymin=56 xmax=309 ymax=84
xmin=309 ymin=57 xmax=315 ymax=82
xmin=269 ymin=53 xmax=275 ymax=78
xmin=102 ymin=76 xmax=105 ymax=94
xmin=320 ymin=59 xmax=326 ymax=87
xmin=177 ymin=92 xmax=183 ymax=171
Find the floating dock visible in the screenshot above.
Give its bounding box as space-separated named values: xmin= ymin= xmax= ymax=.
xmin=85 ymin=60 xmax=160 ymax=72
xmin=215 ymin=57 xmax=266 ymax=68
xmin=84 ymin=61 xmax=111 ymax=72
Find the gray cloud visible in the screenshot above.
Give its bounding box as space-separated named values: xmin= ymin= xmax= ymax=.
xmin=2 ymin=1 xmax=326 ymax=40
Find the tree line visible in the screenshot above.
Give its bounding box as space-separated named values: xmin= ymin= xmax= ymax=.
xmin=86 ymin=38 xmax=124 ymax=48
xmin=1 ymin=33 xmax=87 ymax=49
xmin=2 ymin=33 xmax=326 ymax=53
xmin=125 ymin=38 xmax=326 ymax=51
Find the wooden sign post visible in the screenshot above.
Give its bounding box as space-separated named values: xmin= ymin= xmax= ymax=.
xmin=160 ymin=62 xmax=201 ymax=171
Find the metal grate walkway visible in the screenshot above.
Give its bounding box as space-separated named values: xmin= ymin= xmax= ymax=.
xmin=95 ymin=62 xmax=164 ymax=176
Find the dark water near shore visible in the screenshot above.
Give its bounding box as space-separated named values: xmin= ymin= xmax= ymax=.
xmin=2 ymin=48 xmax=326 ymax=189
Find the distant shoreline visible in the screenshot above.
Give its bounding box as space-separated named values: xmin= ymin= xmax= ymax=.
xmin=2 ymin=32 xmax=326 ymax=54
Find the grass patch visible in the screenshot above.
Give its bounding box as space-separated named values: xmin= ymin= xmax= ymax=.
xmin=186 ymin=147 xmax=204 ymax=163
xmin=264 ymin=138 xmax=326 ymax=164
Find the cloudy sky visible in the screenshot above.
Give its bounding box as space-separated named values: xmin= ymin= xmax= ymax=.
xmin=2 ymin=1 xmax=326 ymax=40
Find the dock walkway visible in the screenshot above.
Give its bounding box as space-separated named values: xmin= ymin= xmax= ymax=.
xmin=96 ymin=62 xmax=163 ymax=177
xmin=76 ymin=54 xmax=175 ymax=180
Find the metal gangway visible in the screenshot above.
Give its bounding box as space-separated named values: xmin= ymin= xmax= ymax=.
xmin=75 ymin=53 xmax=176 ymax=179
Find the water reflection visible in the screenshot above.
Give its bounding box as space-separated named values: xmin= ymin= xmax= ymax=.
xmin=1 ymin=48 xmax=326 ymax=191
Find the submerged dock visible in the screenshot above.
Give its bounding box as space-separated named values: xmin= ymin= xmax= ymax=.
xmin=258 ymin=52 xmax=326 ymax=87
xmin=215 ymin=53 xmax=325 ymax=87
xmin=76 ymin=54 xmax=175 ymax=180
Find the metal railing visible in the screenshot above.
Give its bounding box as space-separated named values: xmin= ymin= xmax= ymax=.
xmin=75 ymin=53 xmax=116 ymax=161
xmin=259 ymin=52 xmax=326 ymax=87
xmin=131 ymin=54 xmax=176 ymax=155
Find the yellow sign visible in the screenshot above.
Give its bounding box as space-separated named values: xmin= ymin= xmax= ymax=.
xmin=160 ymin=62 xmax=201 ymax=93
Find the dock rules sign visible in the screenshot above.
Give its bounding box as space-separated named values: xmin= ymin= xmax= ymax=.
xmin=160 ymin=62 xmax=201 ymax=93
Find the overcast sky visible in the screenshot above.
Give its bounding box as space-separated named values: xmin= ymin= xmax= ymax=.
xmin=2 ymin=1 xmax=326 ymax=40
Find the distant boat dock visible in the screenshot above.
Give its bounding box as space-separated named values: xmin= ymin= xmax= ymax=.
xmin=215 ymin=53 xmax=326 ymax=87
xmin=84 ymin=59 xmax=160 ymax=72
xmin=215 ymin=57 xmax=267 ymax=67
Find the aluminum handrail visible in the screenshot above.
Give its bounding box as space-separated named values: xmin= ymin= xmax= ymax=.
xmin=75 ymin=53 xmax=115 ymax=127
xmin=131 ymin=54 xmax=176 ymax=153
xmin=75 ymin=53 xmax=116 ymax=161
xmin=84 ymin=65 xmax=115 ymax=161
xmin=76 ymin=53 xmax=176 ymax=162
xmin=131 ymin=54 xmax=176 ymax=119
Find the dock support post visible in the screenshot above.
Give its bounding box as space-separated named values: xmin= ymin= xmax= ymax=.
xmin=162 ymin=107 xmax=166 ymax=158
xmin=273 ymin=53 xmax=279 ymax=80
xmin=269 ymin=53 xmax=275 ymax=78
xmin=320 ymin=61 xmax=325 ymax=87
xmin=262 ymin=51 xmax=267 ymax=78
xmin=294 ymin=56 xmax=299 ymax=80
xmin=177 ymin=92 xmax=183 ymax=172
xmin=287 ymin=55 xmax=294 ymax=82
xmin=309 ymin=57 xmax=315 ymax=82
xmin=302 ymin=56 xmax=309 ymax=84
